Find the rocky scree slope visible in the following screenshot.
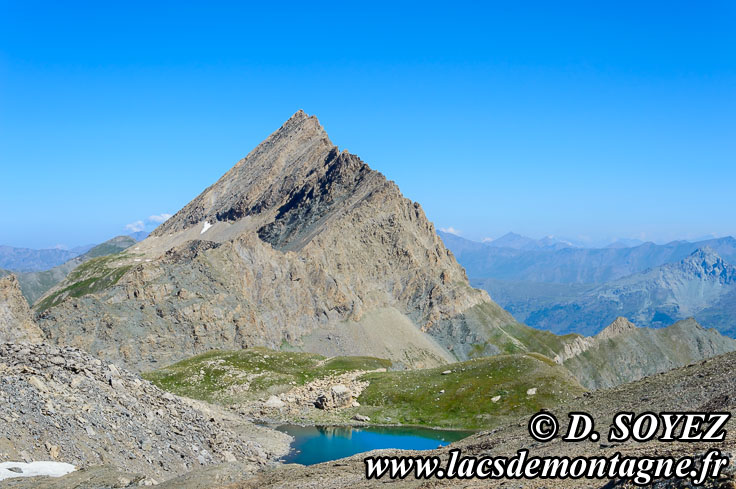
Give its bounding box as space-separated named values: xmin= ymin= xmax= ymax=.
xmin=0 ymin=275 xmax=43 ymax=343
xmin=35 ymin=111 xmax=568 ymax=371
xmin=554 ymin=316 xmax=736 ymax=389
xmin=0 ymin=343 xmax=288 ymax=483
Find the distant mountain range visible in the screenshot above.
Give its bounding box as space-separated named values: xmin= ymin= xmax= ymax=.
xmin=0 ymin=245 xmax=83 ymax=273
xmin=441 ymin=231 xmax=736 ymax=283
xmin=444 ymin=231 xmax=736 ymax=337
xmin=474 ymin=247 xmax=736 ymax=336
xmin=482 ymin=232 xmax=574 ymax=251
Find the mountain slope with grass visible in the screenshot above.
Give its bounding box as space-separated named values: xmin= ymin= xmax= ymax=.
xmin=17 ymin=236 xmax=136 ymax=305
xmin=233 ymin=350 xmax=736 ymax=489
xmin=144 ymin=347 xmax=585 ymax=430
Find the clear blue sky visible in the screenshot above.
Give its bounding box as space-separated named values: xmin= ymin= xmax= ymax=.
xmin=1 ymin=1 xmax=734 ymax=249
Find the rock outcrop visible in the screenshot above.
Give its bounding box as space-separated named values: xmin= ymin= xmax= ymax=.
xmin=0 ymin=343 xmax=289 ymax=483
xmin=0 ymin=275 xmax=42 ymax=343
xmin=35 ymin=111 xmax=563 ymax=371
xmin=557 ymin=317 xmax=736 ymax=389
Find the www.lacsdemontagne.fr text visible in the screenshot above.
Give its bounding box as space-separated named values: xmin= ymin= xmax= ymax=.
xmin=365 ymin=448 xmax=729 ymax=485
xmin=364 ymin=411 xmax=732 ymax=485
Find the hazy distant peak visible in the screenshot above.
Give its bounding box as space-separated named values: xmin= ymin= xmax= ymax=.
xmin=676 ymin=247 xmax=736 ymax=283
xmin=596 ymin=317 xmax=637 ymax=340
xmin=670 ymin=317 xmax=705 ymax=331
xmin=485 ymin=232 xmax=574 ymax=251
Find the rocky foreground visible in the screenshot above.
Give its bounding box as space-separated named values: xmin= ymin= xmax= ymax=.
xmin=6 ymin=350 xmax=736 ymax=488
xmin=0 ymin=343 xmax=290 ymax=485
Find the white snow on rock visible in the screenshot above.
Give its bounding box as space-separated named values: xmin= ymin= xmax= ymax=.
xmin=201 ymin=221 xmax=213 ymax=234
xmin=0 ymin=461 xmax=76 ymax=481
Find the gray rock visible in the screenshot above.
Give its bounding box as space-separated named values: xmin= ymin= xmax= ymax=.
xmin=0 ymin=343 xmax=284 ymax=483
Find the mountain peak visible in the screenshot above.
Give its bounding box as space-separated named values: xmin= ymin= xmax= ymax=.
xmin=596 ymin=317 xmax=637 ymax=340
xmin=290 ymin=108 xmax=308 ymax=119
xmin=679 ymin=247 xmax=736 ymax=283
xmin=151 ymin=110 xmax=334 ymax=237
xmin=279 ymin=109 xmax=321 ymax=133
xmin=42 ymin=111 xmax=507 ymax=370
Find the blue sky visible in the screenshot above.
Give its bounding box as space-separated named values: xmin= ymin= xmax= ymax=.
xmin=1 ymin=1 xmax=734 ymax=249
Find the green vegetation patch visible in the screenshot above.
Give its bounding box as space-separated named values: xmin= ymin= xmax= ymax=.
xmin=464 ymin=302 xmax=582 ymax=358
xmin=146 ymin=347 xmax=585 ymax=430
xmin=356 ymin=353 xmax=586 ymax=430
xmin=35 ymin=253 xmax=131 ymax=311
xmin=143 ymin=348 xmax=392 ymax=404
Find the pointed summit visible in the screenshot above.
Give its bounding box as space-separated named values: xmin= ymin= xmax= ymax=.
xmin=41 ymin=111 xmax=540 ymax=370
xmin=596 ymin=317 xmax=637 ymax=340
xmin=152 ymin=110 xmax=335 ymax=237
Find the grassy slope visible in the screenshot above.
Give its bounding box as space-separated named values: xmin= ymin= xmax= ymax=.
xmin=34 ymin=253 xmax=132 ymax=312
xmin=357 ymin=352 xmax=585 ymax=429
xmin=145 ymin=348 xmax=585 ymax=430
xmin=22 ymin=236 xmax=137 ymax=306
xmin=143 ymin=348 xmax=392 ymax=404
xmin=462 ymin=301 xmax=581 ymax=359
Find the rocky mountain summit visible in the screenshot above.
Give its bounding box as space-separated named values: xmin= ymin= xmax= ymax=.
xmin=0 ymin=275 xmax=42 ymax=343
xmin=35 ymin=111 xmax=565 ymax=371
xmin=555 ymin=317 xmax=736 ymax=389
xmin=0 ymin=343 xmax=289 ymax=484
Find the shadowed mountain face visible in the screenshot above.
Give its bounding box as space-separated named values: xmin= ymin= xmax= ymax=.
xmin=36 ymin=111 xmax=564 ymax=371
xmin=476 ymin=247 xmax=736 ymax=336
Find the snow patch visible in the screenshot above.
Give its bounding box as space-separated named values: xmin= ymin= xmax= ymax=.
xmin=201 ymin=221 xmax=213 ymax=234
xmin=0 ymin=461 xmax=76 ymax=481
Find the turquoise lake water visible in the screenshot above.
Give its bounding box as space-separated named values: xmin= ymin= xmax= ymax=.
xmin=274 ymin=424 xmax=473 ymax=466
